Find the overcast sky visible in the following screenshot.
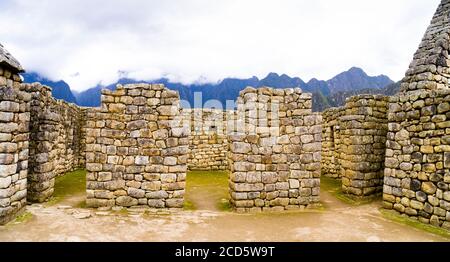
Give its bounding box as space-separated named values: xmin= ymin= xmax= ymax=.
xmin=0 ymin=0 xmax=441 ymax=91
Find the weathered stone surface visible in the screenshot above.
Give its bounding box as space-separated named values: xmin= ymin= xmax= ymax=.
xmin=231 ymin=142 xmax=251 ymax=154
xmin=381 ymin=0 xmax=450 ymax=231
xmin=323 ymin=95 xmax=388 ymax=197
xmin=85 ymin=84 xmax=188 ymax=209
xmin=0 ymin=176 xmax=12 ymax=189
xmin=229 ymin=86 xmax=321 ymax=212
xmin=166 ymin=198 xmax=184 ymax=208
xmin=116 ymin=196 xmax=138 ymax=207
xmin=395 ymin=129 xmax=409 ymax=141
xmin=135 ymin=156 xmax=149 ymax=166
xmin=0 ymin=69 xmax=31 ymax=225
xmin=422 ymin=182 xmax=437 ymax=195
xmin=127 ymin=188 xmax=145 ymax=198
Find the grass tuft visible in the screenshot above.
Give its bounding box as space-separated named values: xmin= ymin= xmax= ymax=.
xmin=14 ymin=212 xmax=33 ymax=223
xmin=183 ymin=200 xmax=196 ymax=211
xmin=218 ymin=198 xmax=232 ymax=212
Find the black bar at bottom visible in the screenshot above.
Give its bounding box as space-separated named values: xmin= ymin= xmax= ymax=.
xmin=1 ymin=242 xmax=448 ymax=260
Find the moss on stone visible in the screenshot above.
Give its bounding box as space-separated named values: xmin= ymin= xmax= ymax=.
xmin=380 ymin=209 xmax=450 ymax=239
xmin=46 ymin=169 xmax=86 ymax=206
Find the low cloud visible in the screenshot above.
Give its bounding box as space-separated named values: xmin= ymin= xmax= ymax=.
xmin=0 ymin=0 xmax=440 ymax=91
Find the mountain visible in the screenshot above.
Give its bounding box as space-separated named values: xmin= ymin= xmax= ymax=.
xmin=382 ymin=81 xmax=401 ymax=96
xmin=326 ymin=67 xmax=393 ymax=94
xmin=307 ymin=78 xmax=331 ymax=96
xmin=24 ymin=67 xmax=395 ymax=112
xmin=318 ymin=81 xmax=401 ymax=110
xmin=258 ymin=73 xmax=307 ymax=90
xmin=22 ymin=72 xmax=78 ymax=104
xmin=312 ymin=91 xmax=331 ymax=112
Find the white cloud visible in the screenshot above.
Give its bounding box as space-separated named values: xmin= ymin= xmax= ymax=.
xmin=0 ymin=0 xmax=441 ymax=91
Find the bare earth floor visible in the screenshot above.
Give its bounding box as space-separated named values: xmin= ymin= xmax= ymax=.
xmin=0 ymin=172 xmax=449 ymax=242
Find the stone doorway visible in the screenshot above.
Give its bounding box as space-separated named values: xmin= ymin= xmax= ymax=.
xmin=185 ymin=108 xmax=230 ymax=171
xmin=183 ymin=108 xmax=232 ymax=211
xmin=184 ymin=170 xmax=231 ymax=212
xmin=48 ymin=169 xmax=87 ymax=208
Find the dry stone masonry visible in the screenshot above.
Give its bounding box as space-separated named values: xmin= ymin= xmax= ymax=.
xmin=0 ymin=55 xmax=30 ymax=225
xmin=85 ymin=84 xmax=189 ymax=209
xmin=229 ymin=87 xmax=322 ymax=212
xmin=1 ymin=45 xmax=88 ymax=224
xmin=382 ymin=0 xmax=450 ymax=230
xmin=383 ymin=90 xmax=450 ymax=229
xmin=183 ymin=108 xmax=230 ymax=171
xmin=339 ymin=95 xmax=389 ymax=197
xmin=321 ymin=107 xmax=344 ymax=178
xmin=1 ymin=0 xmax=450 ymax=231
xmin=400 ymin=0 xmax=450 ymax=93
xmin=25 ymin=83 xmax=85 ymax=202
xmin=321 ymin=95 xmax=389 ymax=198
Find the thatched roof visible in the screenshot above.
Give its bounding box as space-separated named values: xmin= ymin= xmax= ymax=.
xmin=0 ymin=43 xmax=24 ymax=73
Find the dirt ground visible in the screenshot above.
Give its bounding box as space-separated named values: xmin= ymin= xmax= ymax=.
xmin=0 ymin=171 xmax=448 ymax=242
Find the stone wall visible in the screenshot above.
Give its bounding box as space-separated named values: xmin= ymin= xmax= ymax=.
xmin=382 ymin=0 xmax=450 ymax=231
xmin=383 ymin=90 xmax=450 ymax=229
xmin=78 ymin=108 xmax=88 ymax=167
xmin=0 ymin=68 xmax=30 ymax=224
xmin=85 ymin=84 xmax=189 ymax=209
xmin=321 ymin=107 xmax=344 ymax=178
xmin=184 ymin=108 xmax=230 ymax=171
xmin=24 ymin=83 xmax=85 ymax=202
xmin=229 ymin=87 xmax=322 ymax=212
xmin=339 ymin=95 xmax=389 ymax=197
xmin=400 ymin=0 xmax=450 ymax=93
xmin=321 ymin=95 xmax=389 ymax=198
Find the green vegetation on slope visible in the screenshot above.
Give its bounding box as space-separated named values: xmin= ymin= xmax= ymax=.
xmin=46 ymin=169 xmax=86 ymax=207
xmin=185 ymin=171 xmax=231 ymax=212
xmin=312 ymin=90 xmax=331 ymax=112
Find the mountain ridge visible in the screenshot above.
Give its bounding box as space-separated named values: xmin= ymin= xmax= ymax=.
xmin=22 ymin=67 xmax=395 ymax=112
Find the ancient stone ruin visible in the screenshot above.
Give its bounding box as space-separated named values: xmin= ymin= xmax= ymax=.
xmin=26 ymin=83 xmax=85 ymax=202
xmin=0 ymin=0 xmax=449 ymax=232
xmin=382 ymin=0 xmax=450 ymax=229
xmin=228 ymin=87 xmax=322 ymax=212
xmin=383 ymin=89 xmax=450 ymax=228
xmin=0 ymin=46 xmax=29 ymax=224
xmin=321 ymin=107 xmax=343 ymax=179
xmin=320 ymin=0 xmax=450 ymax=230
xmin=85 ymin=84 xmax=189 ymax=208
xmin=322 ymin=95 xmax=389 ymax=198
